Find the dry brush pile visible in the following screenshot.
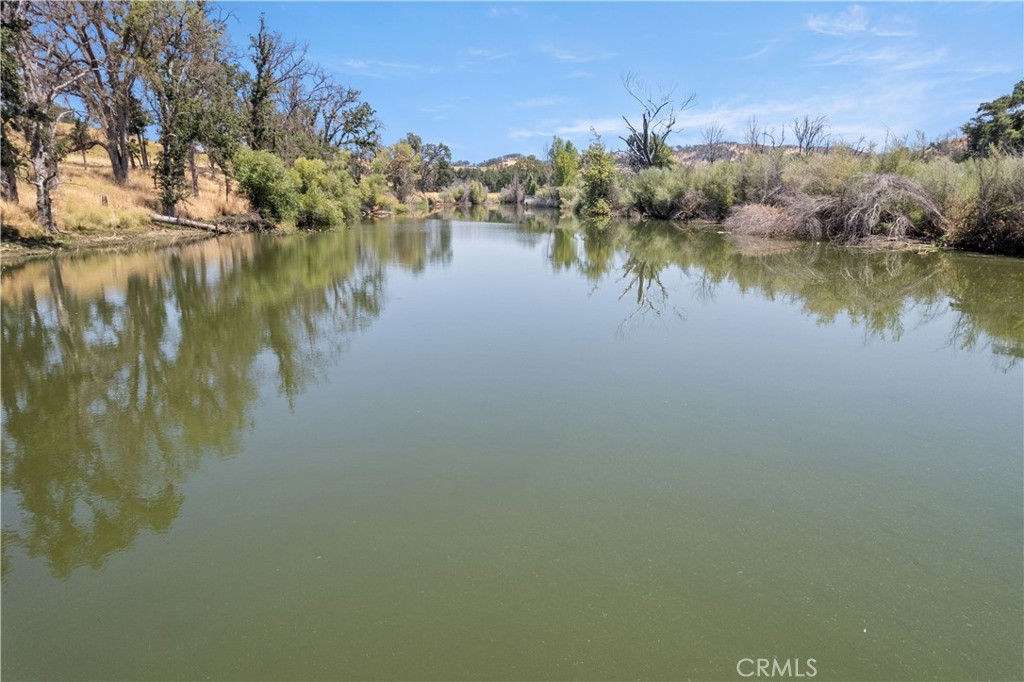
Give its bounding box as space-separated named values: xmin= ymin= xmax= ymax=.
xmin=727 ymin=173 xmax=947 ymax=244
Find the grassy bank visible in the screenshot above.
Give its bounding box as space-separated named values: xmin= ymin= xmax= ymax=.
xmin=1 ymin=142 xmax=249 ymax=261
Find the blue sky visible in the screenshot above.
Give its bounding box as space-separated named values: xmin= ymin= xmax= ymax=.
xmin=221 ymin=1 xmax=1024 ymax=163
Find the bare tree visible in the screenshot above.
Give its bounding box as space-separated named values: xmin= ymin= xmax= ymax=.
xmin=744 ymin=116 xmax=786 ymax=153
xmin=792 ymin=114 xmax=829 ymax=155
xmin=52 ymin=1 xmax=141 ymax=184
xmin=4 ymin=1 xmax=86 ymax=232
xmin=700 ymin=122 xmax=726 ymax=162
xmin=619 ymin=72 xmax=695 ymax=171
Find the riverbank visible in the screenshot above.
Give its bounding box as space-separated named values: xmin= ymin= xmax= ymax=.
xmin=0 ymin=224 xmax=225 ymax=266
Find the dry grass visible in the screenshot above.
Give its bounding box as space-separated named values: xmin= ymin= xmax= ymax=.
xmin=723 ymin=204 xmax=783 ymax=236
xmin=1 ymin=141 xmax=248 ymax=238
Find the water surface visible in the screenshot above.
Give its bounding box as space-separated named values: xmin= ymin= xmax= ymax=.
xmin=2 ymin=215 xmax=1022 ymax=680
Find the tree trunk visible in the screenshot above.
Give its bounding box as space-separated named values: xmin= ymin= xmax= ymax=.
xmin=30 ymin=123 xmax=59 ymax=233
xmin=139 ymin=132 xmax=149 ymax=170
xmin=189 ymin=146 xmax=199 ymax=197
xmin=102 ymin=113 xmax=132 ymax=183
xmin=1 ymin=163 xmax=18 ymax=204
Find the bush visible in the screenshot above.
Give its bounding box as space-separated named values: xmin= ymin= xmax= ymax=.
xmin=358 ymin=172 xmax=395 ymax=213
xmin=468 ymin=179 xmax=488 ymax=205
xmin=781 ymin=148 xmax=871 ymax=197
xmin=291 ymin=157 xmax=359 ymax=228
xmin=235 ymin=149 xmax=297 ymax=222
xmin=580 ymin=141 xmax=619 ymax=216
xmin=737 ymin=152 xmax=786 ymax=205
xmin=627 ymin=163 xmax=738 ymax=221
xmin=556 ymin=183 xmax=581 ymax=212
xmin=943 ymin=154 xmax=1024 ymax=256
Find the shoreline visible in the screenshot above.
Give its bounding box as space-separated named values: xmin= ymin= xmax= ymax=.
xmin=0 ymin=226 xmax=222 ymax=268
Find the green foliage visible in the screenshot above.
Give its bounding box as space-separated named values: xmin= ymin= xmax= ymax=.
xmin=468 ymin=179 xmax=487 ymax=205
xmin=291 ymin=157 xmax=359 ymax=228
xmin=942 ymin=154 xmax=1024 ymax=256
xmin=417 ymin=141 xmax=454 ymax=191
xmin=782 ymin=149 xmax=872 ymax=197
xmin=628 ymin=164 xmax=738 ymax=220
xmin=235 ymin=149 xmax=297 ymax=221
xmin=962 ymin=80 xmax=1024 ymax=156
xmin=580 ymin=140 xmax=618 ymax=216
xmin=375 ymin=141 xmax=420 ymax=202
xmin=130 ymin=0 xmax=228 ymax=216
xmin=357 ymin=172 xmax=394 ymax=212
xmin=548 ymin=136 xmax=581 ymax=188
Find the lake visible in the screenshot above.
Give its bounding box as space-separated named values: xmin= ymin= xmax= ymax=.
xmin=2 ymin=212 xmax=1022 ymax=680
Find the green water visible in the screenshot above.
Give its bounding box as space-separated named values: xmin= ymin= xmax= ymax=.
xmin=2 ymin=214 xmax=1022 ymax=681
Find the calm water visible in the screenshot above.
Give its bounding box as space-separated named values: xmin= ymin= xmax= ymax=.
xmin=2 ymin=213 xmax=1022 ymax=681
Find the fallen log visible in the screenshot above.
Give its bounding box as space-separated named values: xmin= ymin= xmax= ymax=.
xmin=149 ymin=213 xmax=231 ymax=234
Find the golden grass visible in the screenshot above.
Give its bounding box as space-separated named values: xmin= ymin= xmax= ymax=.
xmin=1 ymin=141 xmax=249 ymax=237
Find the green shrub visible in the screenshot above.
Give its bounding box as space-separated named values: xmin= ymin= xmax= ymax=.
xmin=943 ymin=154 xmax=1024 ymax=256
xmin=556 ymin=183 xmax=581 ymax=212
xmin=580 ymin=141 xmax=619 ymax=216
xmin=782 ymin=148 xmax=871 ymax=197
xmin=358 ymin=172 xmax=393 ymax=212
xmin=290 ymin=157 xmax=359 ymax=228
xmin=468 ymin=179 xmax=488 ymax=205
xmin=235 ymin=149 xmax=297 ymax=222
xmin=627 ymin=163 xmax=737 ymax=220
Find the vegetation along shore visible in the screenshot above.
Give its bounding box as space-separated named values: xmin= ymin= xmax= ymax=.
xmin=1 ymin=2 xmax=1021 ymax=259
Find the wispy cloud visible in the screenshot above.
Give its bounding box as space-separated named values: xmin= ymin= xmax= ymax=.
xmin=813 ymin=45 xmax=947 ymax=71
xmin=513 ymin=96 xmax=565 ymax=109
xmin=486 ymin=5 xmax=524 ymax=19
xmin=565 ymin=70 xmax=592 ymax=79
xmin=539 ymin=45 xmax=615 ymax=64
xmin=465 ymin=48 xmax=508 ymax=62
xmin=737 ymin=40 xmax=779 ymax=61
xmin=339 ymin=58 xmax=434 ymax=79
xmin=510 ymin=117 xmax=623 ymax=140
xmin=807 ymin=5 xmax=916 ymax=38
xmin=807 ymin=5 xmax=869 ymax=36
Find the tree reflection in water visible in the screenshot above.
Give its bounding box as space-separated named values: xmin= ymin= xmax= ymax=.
xmin=1 ymin=223 xmax=452 ymax=579
xmin=2 ymin=215 xmax=1019 ymax=580
xmin=515 ymin=212 xmax=1021 ymax=368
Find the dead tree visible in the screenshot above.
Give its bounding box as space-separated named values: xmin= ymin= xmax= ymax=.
xmin=744 ymin=116 xmax=786 ymax=154
xmin=700 ymin=122 xmax=726 ymax=162
xmin=619 ymin=72 xmax=695 ymax=171
xmin=793 ymin=114 xmax=829 ymax=155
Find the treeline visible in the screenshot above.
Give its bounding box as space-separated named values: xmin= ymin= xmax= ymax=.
xmin=556 ymin=80 xmax=1023 ymax=257
xmin=0 ymin=1 xmax=461 ymax=230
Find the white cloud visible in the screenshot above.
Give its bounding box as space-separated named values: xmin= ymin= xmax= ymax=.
xmin=807 ymin=5 xmax=869 ymax=36
xmin=737 ymin=40 xmax=779 ymax=61
xmin=465 ymin=48 xmax=508 ymax=61
xmin=539 ymin=45 xmax=616 ymax=64
xmin=338 ymin=59 xmax=430 ymax=79
xmin=807 ymin=5 xmax=917 ymax=38
xmin=813 ymin=45 xmax=947 ymax=72
xmin=486 ymin=6 xmax=524 ymax=18
xmin=510 ymin=117 xmax=624 ymax=140
xmin=513 ymin=96 xmax=565 ymax=109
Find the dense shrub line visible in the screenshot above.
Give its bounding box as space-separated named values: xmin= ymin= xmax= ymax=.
xmin=561 ymin=146 xmax=1023 ymax=257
